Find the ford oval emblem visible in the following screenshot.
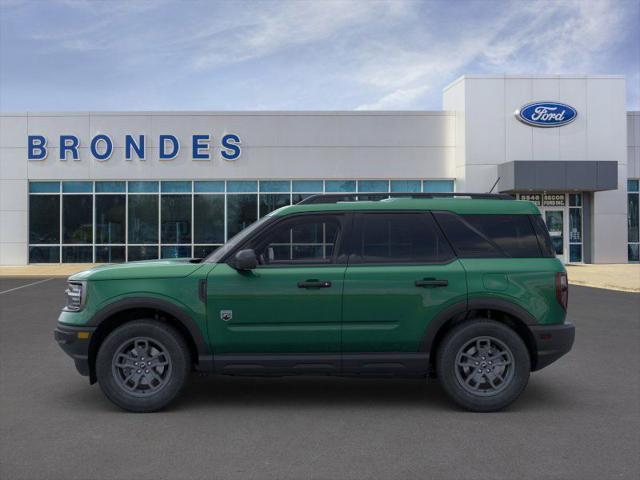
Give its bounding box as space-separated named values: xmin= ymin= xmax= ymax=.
xmin=515 ymin=101 xmax=577 ymax=127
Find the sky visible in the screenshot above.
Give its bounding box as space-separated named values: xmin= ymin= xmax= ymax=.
xmin=0 ymin=0 xmax=638 ymax=111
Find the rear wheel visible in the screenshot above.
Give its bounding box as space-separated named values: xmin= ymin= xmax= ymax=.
xmin=96 ymin=320 xmax=190 ymax=412
xmin=436 ymin=319 xmax=530 ymax=412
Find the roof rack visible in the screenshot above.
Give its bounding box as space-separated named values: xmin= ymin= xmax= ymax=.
xmin=297 ymin=192 xmax=514 ymax=205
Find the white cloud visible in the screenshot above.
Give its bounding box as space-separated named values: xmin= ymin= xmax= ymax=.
xmin=355 ymin=84 xmax=429 ymax=110
xmin=354 ymin=0 xmax=630 ymax=109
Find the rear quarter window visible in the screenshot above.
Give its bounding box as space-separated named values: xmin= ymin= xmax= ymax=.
xmin=434 ymin=212 xmax=543 ymax=258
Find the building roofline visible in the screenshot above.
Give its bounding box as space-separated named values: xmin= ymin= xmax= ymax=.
xmin=0 ymin=110 xmax=456 ymax=117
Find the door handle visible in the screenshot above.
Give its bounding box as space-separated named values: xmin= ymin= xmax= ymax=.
xmin=297 ymin=280 xmax=332 ymax=289
xmin=415 ymin=278 xmax=448 ymax=287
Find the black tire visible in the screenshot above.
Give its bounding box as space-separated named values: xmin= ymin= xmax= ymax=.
xmin=436 ymin=319 xmax=530 ymax=412
xmin=96 ymin=320 xmax=191 ymax=412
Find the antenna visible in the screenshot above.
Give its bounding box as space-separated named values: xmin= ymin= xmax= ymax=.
xmin=488 ymin=176 xmax=501 ymax=193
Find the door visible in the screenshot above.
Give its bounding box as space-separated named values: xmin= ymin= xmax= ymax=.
xmin=207 ymin=213 xmax=348 ymax=366
xmin=341 ymin=212 xmax=467 ymax=373
xmin=544 ymin=210 xmax=566 ymax=262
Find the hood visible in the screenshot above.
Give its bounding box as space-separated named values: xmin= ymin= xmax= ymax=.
xmin=69 ymin=259 xmax=207 ymax=281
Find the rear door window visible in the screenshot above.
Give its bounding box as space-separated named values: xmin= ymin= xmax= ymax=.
xmin=352 ymin=212 xmax=454 ymax=264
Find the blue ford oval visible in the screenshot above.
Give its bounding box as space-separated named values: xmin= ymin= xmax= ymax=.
xmin=516 ymin=102 xmax=577 ymax=127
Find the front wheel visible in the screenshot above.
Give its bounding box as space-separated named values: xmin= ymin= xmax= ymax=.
xmin=96 ymin=320 xmax=191 ymax=412
xmin=436 ymin=319 xmax=530 ymax=412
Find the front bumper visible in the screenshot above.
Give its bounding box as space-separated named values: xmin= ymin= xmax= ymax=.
xmin=530 ymin=322 xmax=575 ymax=371
xmin=54 ymin=324 xmax=96 ymax=377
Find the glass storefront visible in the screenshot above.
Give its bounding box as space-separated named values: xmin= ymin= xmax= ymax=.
xmin=27 ymin=179 xmax=455 ymax=263
xmin=517 ymin=192 xmax=583 ymax=263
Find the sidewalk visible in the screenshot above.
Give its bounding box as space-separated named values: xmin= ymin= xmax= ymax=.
xmin=565 ymin=264 xmax=640 ymax=293
xmin=0 ymin=263 xmax=638 ymax=293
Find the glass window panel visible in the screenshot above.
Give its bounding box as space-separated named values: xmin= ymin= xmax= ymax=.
xmin=628 ymin=243 xmax=639 ymax=262
xmin=292 ymin=193 xmax=314 ymax=204
xmin=329 ymin=180 xmax=357 ymax=193
xmin=325 ymin=180 xmax=356 ymax=192
xmin=356 ymin=213 xmax=454 ymax=263
xmin=194 ymin=245 xmax=219 ymax=258
xmin=29 ymin=182 xmax=60 ymax=193
xmin=292 ymin=180 xmax=323 ymax=192
xmin=390 ymin=180 xmax=421 ymax=193
xmin=161 ymin=181 xmax=191 ymax=193
xmin=260 ymin=194 xmax=290 ymax=217
xmin=358 ymin=180 xmax=388 ymax=193
xmin=29 ymin=246 xmax=59 ymax=263
xmin=29 ymin=195 xmax=60 ymax=243
xmin=423 ymin=180 xmax=454 ymax=193
xmin=194 ymin=195 xmax=224 ymax=244
xmin=194 ymin=181 xmax=224 ymax=193
xmin=62 ymin=181 xmax=92 ymax=193
xmin=628 ymin=193 xmax=639 ymax=243
xmin=128 ymin=181 xmax=159 ymax=193
xmin=569 ymin=193 xmax=582 ymax=207
xmin=161 ymin=246 xmax=191 ymax=258
xmin=128 ymin=195 xmax=158 ymax=244
xmin=62 ymin=195 xmax=92 ymax=244
xmin=95 ymin=181 xmax=125 ymax=193
xmin=95 ymin=195 xmax=125 ymax=244
xmin=569 ymin=208 xmax=582 ymax=243
xmin=260 ymin=181 xmax=290 ymax=192
xmin=570 ymin=244 xmax=582 ymax=263
xmin=628 ymin=179 xmax=639 ymax=192
xmin=95 ymin=246 xmax=125 ymax=263
xmin=62 ymin=246 xmax=92 ymax=263
xmin=227 ymin=194 xmax=257 ymax=238
xmin=161 ymin=195 xmax=191 ymax=244
xmin=227 ymin=181 xmax=257 ymax=192
xmin=128 ymin=245 xmax=158 ymax=261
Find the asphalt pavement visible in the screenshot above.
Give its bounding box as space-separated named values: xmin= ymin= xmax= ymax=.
xmin=0 ymin=277 xmax=638 ymax=480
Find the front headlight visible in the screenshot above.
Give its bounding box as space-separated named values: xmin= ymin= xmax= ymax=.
xmin=64 ymin=281 xmax=86 ymax=312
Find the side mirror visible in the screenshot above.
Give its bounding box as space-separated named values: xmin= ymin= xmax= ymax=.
xmin=233 ymin=249 xmax=257 ymax=271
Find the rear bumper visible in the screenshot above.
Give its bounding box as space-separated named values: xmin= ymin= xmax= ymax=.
xmin=54 ymin=324 xmax=96 ymax=377
xmin=530 ymin=322 xmax=575 ymax=371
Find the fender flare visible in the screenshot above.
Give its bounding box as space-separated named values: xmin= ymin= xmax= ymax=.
xmin=420 ymin=297 xmax=538 ymax=353
xmin=87 ymin=297 xmax=210 ymax=357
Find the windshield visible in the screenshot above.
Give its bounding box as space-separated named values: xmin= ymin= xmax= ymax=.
xmin=203 ymin=215 xmax=273 ymax=263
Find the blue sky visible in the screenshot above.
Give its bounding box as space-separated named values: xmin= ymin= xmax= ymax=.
xmin=1 ymin=0 xmax=638 ymax=111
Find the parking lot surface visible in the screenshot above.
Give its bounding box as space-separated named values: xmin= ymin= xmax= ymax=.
xmin=1 ymin=277 xmax=638 ymax=480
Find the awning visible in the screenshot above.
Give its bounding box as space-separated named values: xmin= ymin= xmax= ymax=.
xmin=497 ymin=161 xmax=617 ymax=192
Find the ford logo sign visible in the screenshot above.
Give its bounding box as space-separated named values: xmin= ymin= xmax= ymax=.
xmin=515 ymin=102 xmax=577 ymax=127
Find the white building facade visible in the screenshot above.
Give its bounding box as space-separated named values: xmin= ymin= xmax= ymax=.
xmin=1 ymin=75 xmax=638 ymax=265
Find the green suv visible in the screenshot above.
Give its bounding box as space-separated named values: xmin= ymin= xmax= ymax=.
xmin=54 ymin=193 xmax=574 ymax=412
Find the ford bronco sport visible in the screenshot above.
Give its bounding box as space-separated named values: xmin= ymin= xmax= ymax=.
xmin=55 ymin=193 xmax=575 ymax=412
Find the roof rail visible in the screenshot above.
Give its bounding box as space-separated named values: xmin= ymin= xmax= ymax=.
xmin=297 ymin=192 xmax=514 ymax=205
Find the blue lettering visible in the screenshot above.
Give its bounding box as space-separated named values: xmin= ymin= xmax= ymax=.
xmin=90 ymin=134 xmax=113 ymax=161
xmin=59 ymin=135 xmax=79 ymax=160
xmin=192 ymin=134 xmax=210 ymax=160
xmin=28 ymin=135 xmax=47 ymax=160
xmin=125 ymin=135 xmax=145 ymax=160
xmin=221 ymin=134 xmax=241 ymax=160
xmin=159 ymin=134 xmax=179 ymax=160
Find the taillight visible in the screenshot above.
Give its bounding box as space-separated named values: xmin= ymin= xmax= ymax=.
xmin=556 ymin=272 xmax=568 ymax=310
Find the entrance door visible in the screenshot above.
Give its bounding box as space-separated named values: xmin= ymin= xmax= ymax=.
xmin=544 ymin=210 xmax=566 ymax=262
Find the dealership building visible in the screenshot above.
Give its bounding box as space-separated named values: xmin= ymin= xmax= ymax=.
xmin=0 ymin=74 xmax=638 ymax=265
